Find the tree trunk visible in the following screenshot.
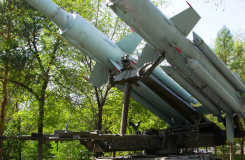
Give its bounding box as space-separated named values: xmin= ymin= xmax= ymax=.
xmin=0 ymin=0 xmax=12 ymax=157
xmin=37 ymin=92 xmax=45 ymax=160
xmin=37 ymin=100 xmax=44 ymax=160
xmin=95 ymin=86 xmax=110 ymax=130
xmin=0 ymin=63 xmax=9 ymax=159
xmin=34 ymin=34 xmax=57 ymax=160
xmin=97 ymin=105 xmax=103 ymax=130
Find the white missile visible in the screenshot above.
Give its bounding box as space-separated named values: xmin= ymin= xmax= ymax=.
xmin=25 ymin=0 xmax=196 ymax=98
xmin=188 ymin=59 xmax=243 ymax=113
xmin=193 ymin=32 xmax=245 ymax=93
xmin=153 ymin=68 xmax=198 ymax=104
xmin=161 ymin=65 xmax=222 ymax=116
xmin=109 ymin=0 xmax=245 ymax=116
xmin=138 ymin=43 xmax=198 ymax=104
xmin=25 ymin=0 xmax=198 ymax=126
xmin=131 ymin=82 xmax=187 ymax=123
xmin=116 ymin=85 xmax=174 ymax=125
xmin=26 ymin=0 xmax=132 ymax=86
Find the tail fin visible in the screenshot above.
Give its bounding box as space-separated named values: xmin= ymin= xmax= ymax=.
xmin=116 ymin=32 xmax=142 ymax=54
xmin=89 ymin=63 xmax=109 ymax=87
xmin=170 ymin=6 xmax=200 ymax=36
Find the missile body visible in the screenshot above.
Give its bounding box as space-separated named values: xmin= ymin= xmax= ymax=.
xmin=137 ymin=43 xmax=198 ymax=104
xmin=116 ymin=85 xmax=174 ymax=125
xmin=188 ymin=59 xmax=241 ymax=112
xmin=152 ymin=68 xmax=198 ymax=104
xmin=161 ymin=66 xmax=221 ymax=116
xmin=140 ymin=73 xmax=206 ymax=124
xmin=26 ymin=0 xmax=197 ymax=125
xmin=109 ymin=0 xmax=245 ymax=114
xmin=193 ymin=32 xmax=245 ymax=93
xmin=131 ymin=82 xmax=187 ymax=123
xmin=26 ymin=0 xmax=125 ymax=69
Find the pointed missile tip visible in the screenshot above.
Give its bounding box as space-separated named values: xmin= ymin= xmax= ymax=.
xmin=193 ymin=32 xmax=204 ymax=45
xmin=187 ymin=58 xmax=194 ymax=63
xmin=161 ymin=66 xmax=172 ymax=75
xmin=160 ymin=65 xmax=167 ymax=70
xmin=191 ymin=98 xmax=198 ymax=104
xmin=186 ymin=1 xmax=192 ymax=7
xmin=193 ymin=32 xmax=201 ymax=40
xmin=187 ymin=59 xmax=199 ymax=68
xmin=192 ymin=31 xmax=197 ymax=37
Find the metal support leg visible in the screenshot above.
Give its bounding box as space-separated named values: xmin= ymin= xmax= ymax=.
xmin=120 ymin=81 xmax=131 ymax=134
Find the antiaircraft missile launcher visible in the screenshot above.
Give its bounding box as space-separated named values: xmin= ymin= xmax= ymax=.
xmin=108 ymin=0 xmax=245 ymax=142
xmin=11 ymin=0 xmax=245 ymax=159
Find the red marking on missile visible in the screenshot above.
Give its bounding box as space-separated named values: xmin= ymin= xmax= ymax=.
xmin=115 ymin=67 xmax=121 ymax=72
xmin=130 ymin=28 xmax=135 ymax=32
xmin=130 ymin=60 xmax=136 ymax=65
xmin=175 ymin=46 xmax=182 ymax=53
xmin=186 ymin=1 xmax=192 ymax=7
xmin=83 ymin=77 xmax=89 ymax=81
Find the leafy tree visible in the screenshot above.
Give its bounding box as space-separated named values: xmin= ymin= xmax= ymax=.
xmin=0 ymin=0 xmax=169 ymax=159
xmin=230 ymin=39 xmax=245 ymax=83
xmin=214 ymin=26 xmax=245 ymax=83
xmin=0 ymin=0 xmax=30 ymax=158
xmin=214 ymin=26 xmax=235 ymax=65
xmin=214 ymin=26 xmax=245 ymax=159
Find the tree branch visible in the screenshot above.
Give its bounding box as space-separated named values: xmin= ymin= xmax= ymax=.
xmin=95 ymin=0 xmax=101 ymax=28
xmin=94 ymin=86 xmax=101 ymax=107
xmin=0 ymin=32 xmax=6 ymax=39
xmin=101 ymin=85 xmax=110 ymax=106
xmin=46 ymin=36 xmax=60 ymax=74
xmin=0 ymin=77 xmax=40 ymax=101
xmin=31 ymin=19 xmax=45 ymax=73
xmin=110 ymin=18 xmax=119 ymax=40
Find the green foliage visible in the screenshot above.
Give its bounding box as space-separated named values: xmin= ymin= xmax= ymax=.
xmin=2 ymin=0 xmax=243 ymax=159
xmin=50 ymin=141 xmax=91 ymax=159
xmin=2 ymin=121 xmax=23 ymax=160
xmin=214 ymin=26 xmax=245 ymax=83
xmin=213 ymin=26 xmax=245 ymax=159
xmin=214 ymin=26 xmax=235 ymax=65
xmin=1 ymin=0 xmax=144 ymax=157
xmin=103 ymin=88 xmax=167 ymax=134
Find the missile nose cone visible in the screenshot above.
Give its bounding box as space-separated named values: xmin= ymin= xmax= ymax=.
xmin=191 ymin=98 xmax=198 ymax=104
xmin=187 ymin=59 xmax=199 ymax=70
xmin=161 ymin=66 xmax=171 ymax=74
xmin=26 ymin=0 xmax=73 ymax=31
xmin=26 ymin=0 xmax=58 ymax=19
xmin=193 ymin=32 xmax=203 ymax=46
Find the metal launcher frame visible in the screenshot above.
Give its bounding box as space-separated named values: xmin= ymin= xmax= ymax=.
xmin=1 ymin=55 xmax=243 ymax=157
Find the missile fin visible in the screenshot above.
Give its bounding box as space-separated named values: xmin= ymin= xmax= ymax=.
xmin=109 ymin=59 xmax=122 ymax=72
xmin=137 ymin=43 xmax=162 ymax=68
xmin=116 ymin=32 xmax=142 ymax=54
xmin=170 ymin=7 xmax=200 ymax=36
xmin=89 ymin=63 xmax=109 ymax=87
